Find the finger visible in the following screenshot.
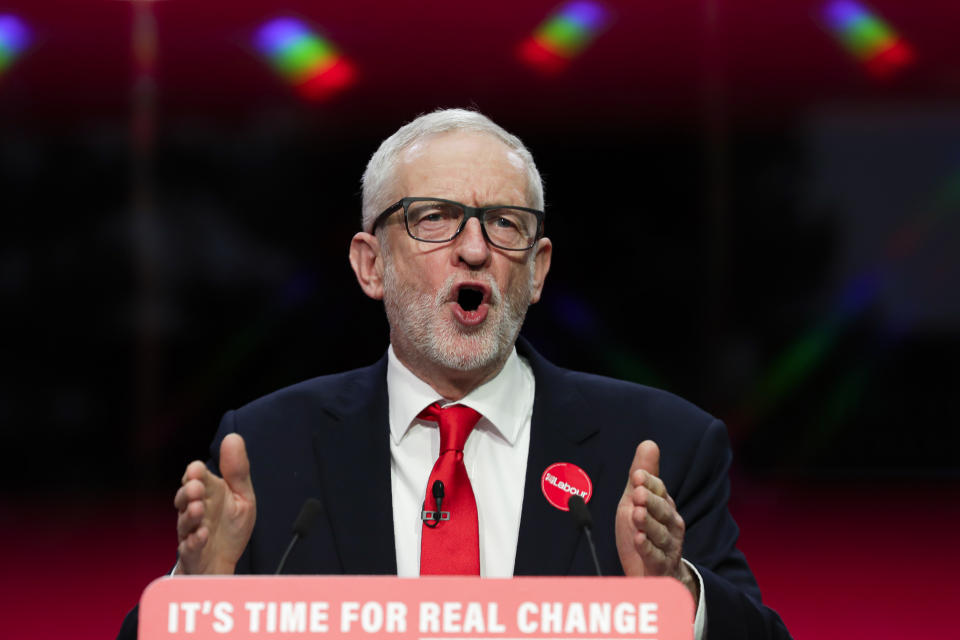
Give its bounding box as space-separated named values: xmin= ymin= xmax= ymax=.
xmin=177 ymin=500 xmax=205 ymax=540
xmin=181 ymin=460 xmax=208 ymax=485
xmin=626 ymin=441 xmax=661 ymax=491
xmin=635 ymin=440 xmax=660 ymax=479
xmin=632 ymin=505 xmax=677 ymax=552
xmin=174 ymin=485 xmax=186 ymax=511
xmin=220 ymin=434 xmax=254 ymax=500
xmin=630 ymin=483 xmax=648 ymax=507
xmin=641 ymin=490 xmax=684 ymax=533
xmin=634 ymin=530 xmax=671 ymax=575
xmin=180 ymin=525 xmax=209 ymax=556
xmin=631 ymin=505 xmax=647 ymax=531
xmin=641 ymin=469 xmax=668 ymax=499
xmin=628 ymin=477 xmax=668 ymax=508
xmin=174 ymin=479 xmax=207 ymax=511
xmin=630 ymin=469 xmax=669 ymax=500
xmin=639 ymin=493 xmax=686 ymax=561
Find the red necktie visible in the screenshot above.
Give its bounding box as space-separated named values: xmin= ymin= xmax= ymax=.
xmin=418 ymin=402 xmax=482 ymax=575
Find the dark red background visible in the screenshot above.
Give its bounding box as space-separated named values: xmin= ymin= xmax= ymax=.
xmin=1 ymin=1 xmax=958 ymax=637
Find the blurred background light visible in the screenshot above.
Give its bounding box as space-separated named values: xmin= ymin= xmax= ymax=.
xmin=254 ymin=16 xmax=355 ymax=101
xmin=0 ymin=13 xmax=30 ymax=74
xmin=737 ymin=157 xmax=960 ymax=428
xmin=518 ymin=1 xmax=611 ymax=75
xmin=1 ymin=2 xmax=959 ymax=638
xmin=820 ymin=0 xmax=914 ymax=78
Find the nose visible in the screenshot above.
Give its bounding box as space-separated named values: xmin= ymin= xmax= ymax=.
xmin=453 ymin=217 xmax=491 ymax=267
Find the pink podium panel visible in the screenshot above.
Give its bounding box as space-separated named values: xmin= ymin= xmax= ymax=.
xmin=140 ymin=576 xmax=693 ymax=640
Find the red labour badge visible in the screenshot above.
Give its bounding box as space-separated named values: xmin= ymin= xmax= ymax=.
xmin=541 ymin=462 xmax=593 ymax=511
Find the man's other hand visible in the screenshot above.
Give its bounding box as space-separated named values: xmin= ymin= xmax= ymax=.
xmin=173 ymin=433 xmax=256 ymax=575
xmin=615 ymin=441 xmax=699 ymax=606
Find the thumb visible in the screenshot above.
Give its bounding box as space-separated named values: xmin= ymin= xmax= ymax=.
xmin=219 ymin=433 xmax=253 ymax=498
xmin=630 ymin=440 xmax=660 ymax=479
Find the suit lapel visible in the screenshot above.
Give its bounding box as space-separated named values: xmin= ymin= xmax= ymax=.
xmin=514 ymin=338 xmax=603 ymax=575
xmin=311 ymin=357 xmax=398 ymax=574
xmin=308 ymin=341 xmax=604 ymax=576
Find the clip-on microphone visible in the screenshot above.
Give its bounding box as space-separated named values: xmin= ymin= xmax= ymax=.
xmin=421 ymin=480 xmax=449 ymax=527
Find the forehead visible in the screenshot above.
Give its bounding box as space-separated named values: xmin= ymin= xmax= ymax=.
xmin=396 ymin=131 xmax=529 ymax=206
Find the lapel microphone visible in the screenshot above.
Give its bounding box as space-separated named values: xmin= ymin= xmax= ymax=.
xmin=275 ymin=497 xmax=324 ymax=574
xmin=568 ymin=495 xmax=602 ymax=576
xmin=433 ymin=480 xmax=445 ymax=518
xmin=422 ymin=480 xmax=446 ymax=528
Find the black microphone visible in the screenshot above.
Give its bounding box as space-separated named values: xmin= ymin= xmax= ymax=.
xmin=275 ymin=497 xmax=324 ymax=575
xmin=432 ymin=480 xmax=445 ymax=520
xmin=422 ymin=480 xmax=445 ymax=528
xmin=568 ymin=495 xmax=602 ymax=576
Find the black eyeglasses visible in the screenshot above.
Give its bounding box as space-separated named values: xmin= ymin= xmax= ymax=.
xmin=371 ymin=197 xmax=545 ymax=251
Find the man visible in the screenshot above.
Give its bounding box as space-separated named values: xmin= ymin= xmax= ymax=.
xmin=119 ymin=109 xmax=790 ymax=639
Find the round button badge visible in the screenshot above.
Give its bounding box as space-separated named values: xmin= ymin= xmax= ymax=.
xmin=541 ymin=462 xmax=593 ymax=511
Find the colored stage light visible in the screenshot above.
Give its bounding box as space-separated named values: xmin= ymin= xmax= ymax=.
xmin=254 ymin=16 xmax=355 ymax=101
xmin=739 ymin=165 xmax=960 ymax=428
xmin=0 ymin=14 xmax=31 ymax=74
xmin=518 ymin=1 xmax=612 ymax=75
xmin=820 ymin=1 xmax=914 ymax=78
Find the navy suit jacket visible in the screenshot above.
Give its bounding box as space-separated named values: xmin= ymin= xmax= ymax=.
xmin=119 ymin=337 xmax=790 ymax=639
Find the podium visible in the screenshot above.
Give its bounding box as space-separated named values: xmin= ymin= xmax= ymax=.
xmin=139 ymin=576 xmax=693 ymax=639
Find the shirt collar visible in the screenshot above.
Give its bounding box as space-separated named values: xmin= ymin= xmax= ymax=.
xmin=386 ymin=345 xmax=531 ymax=446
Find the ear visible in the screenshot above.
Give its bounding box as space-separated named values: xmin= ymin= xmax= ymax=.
xmin=529 ymin=236 xmax=552 ymax=304
xmin=349 ymin=232 xmax=385 ymax=300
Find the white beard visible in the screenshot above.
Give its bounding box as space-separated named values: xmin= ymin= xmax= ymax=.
xmin=382 ymin=256 xmax=534 ymax=372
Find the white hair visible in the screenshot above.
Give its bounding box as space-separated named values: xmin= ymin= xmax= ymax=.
xmin=360 ymin=108 xmax=544 ymax=232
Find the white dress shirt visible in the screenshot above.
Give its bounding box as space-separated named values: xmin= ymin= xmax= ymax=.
xmin=385 ymin=345 xmax=706 ymax=637
xmin=387 ymin=345 xmax=533 ymax=577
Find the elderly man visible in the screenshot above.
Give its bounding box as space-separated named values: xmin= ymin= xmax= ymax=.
xmin=118 ymin=109 xmax=790 ymax=639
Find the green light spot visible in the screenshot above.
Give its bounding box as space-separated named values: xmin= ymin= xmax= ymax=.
xmin=537 ymin=16 xmax=590 ymax=57
xmin=0 ymin=43 xmax=13 ymax=70
xmin=273 ymin=35 xmax=335 ymax=80
xmin=796 ymin=364 xmax=871 ymax=459
xmin=841 ymin=16 xmax=895 ymax=58
xmin=751 ymin=322 xmax=841 ymax=415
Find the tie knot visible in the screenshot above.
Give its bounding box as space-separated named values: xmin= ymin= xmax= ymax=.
xmin=418 ymin=402 xmax=482 ymax=452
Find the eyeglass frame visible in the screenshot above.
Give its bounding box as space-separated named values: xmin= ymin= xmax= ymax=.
xmin=370 ymin=196 xmax=546 ymax=251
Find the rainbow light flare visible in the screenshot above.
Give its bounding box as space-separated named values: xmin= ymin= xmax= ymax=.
xmin=519 ymin=1 xmax=611 ymax=74
xmin=254 ymin=17 xmax=356 ymax=101
xmin=0 ymin=14 xmax=31 ymax=74
xmin=821 ymin=1 xmax=914 ymax=78
xmin=735 ymin=166 xmax=960 ymax=433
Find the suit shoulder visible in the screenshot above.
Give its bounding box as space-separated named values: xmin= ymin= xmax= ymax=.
xmin=553 ymin=368 xmax=730 ymax=493
xmin=230 ymin=358 xmax=386 ymax=427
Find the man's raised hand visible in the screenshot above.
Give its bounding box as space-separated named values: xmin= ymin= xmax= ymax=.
xmin=615 ymin=440 xmax=699 ymax=605
xmin=173 ymin=433 xmax=256 ymax=575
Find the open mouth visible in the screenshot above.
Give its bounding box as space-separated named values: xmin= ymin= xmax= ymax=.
xmin=450 ymin=282 xmax=491 ymax=326
xmin=457 ymin=286 xmax=485 ymax=312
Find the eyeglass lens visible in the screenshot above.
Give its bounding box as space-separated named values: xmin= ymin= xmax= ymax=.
xmin=405 ymin=200 xmax=538 ymax=249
